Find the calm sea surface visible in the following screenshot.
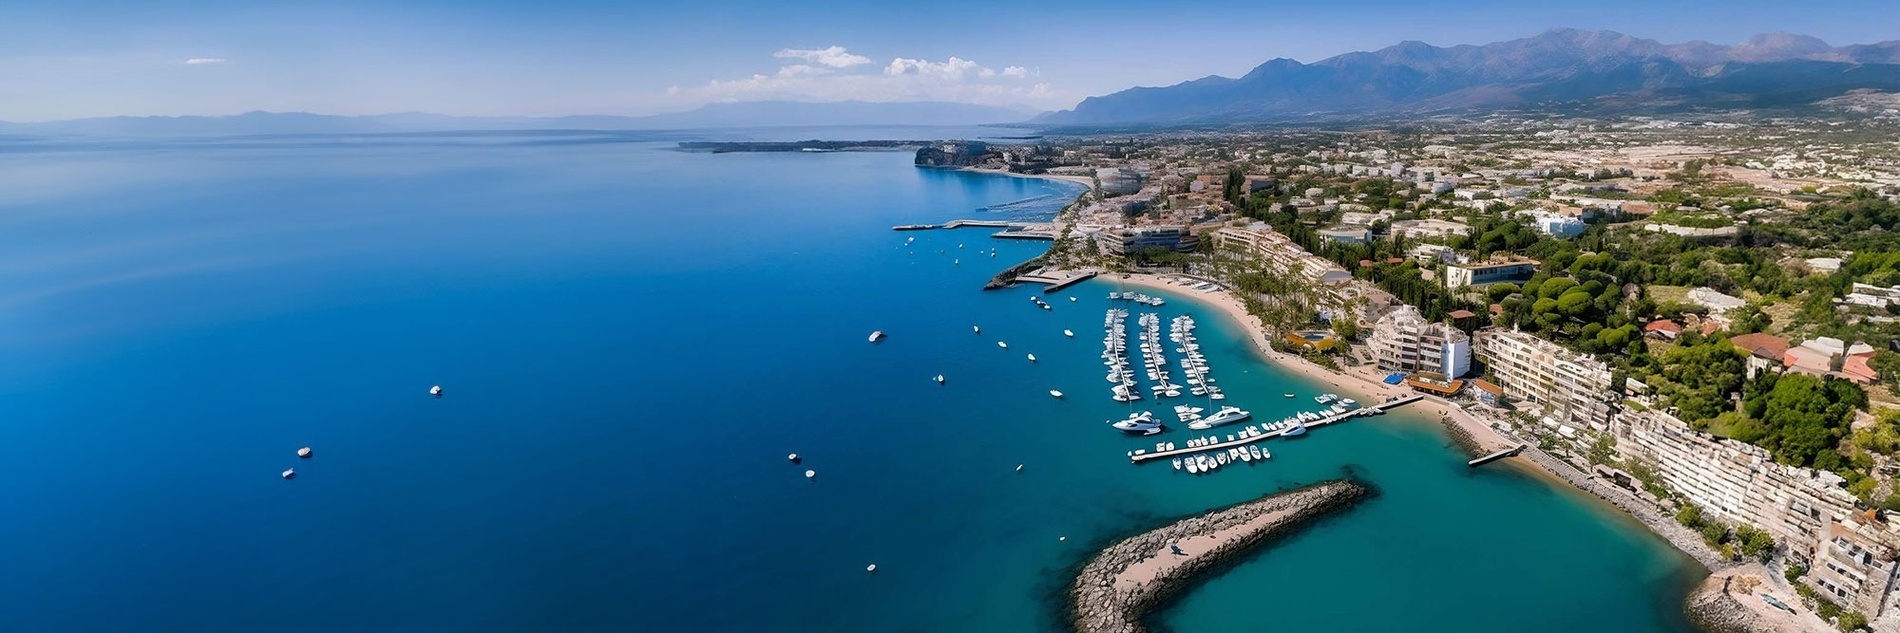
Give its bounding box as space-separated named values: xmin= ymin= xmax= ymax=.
xmin=0 ymin=130 xmax=1701 ymax=632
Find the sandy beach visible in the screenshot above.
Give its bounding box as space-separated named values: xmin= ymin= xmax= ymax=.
xmin=959 ymin=166 xmax=1097 ymax=189
xmin=1108 ymin=272 xmax=1406 ymax=406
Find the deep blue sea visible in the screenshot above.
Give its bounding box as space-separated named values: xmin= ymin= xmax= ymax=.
xmin=0 ymin=129 xmax=1700 ymax=632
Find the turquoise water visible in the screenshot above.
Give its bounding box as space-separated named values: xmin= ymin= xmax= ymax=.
xmin=0 ymin=134 xmax=1699 ymax=632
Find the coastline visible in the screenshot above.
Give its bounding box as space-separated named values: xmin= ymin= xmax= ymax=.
xmin=1104 ymin=272 xmax=1404 ymax=406
xmin=1091 ymin=271 xmax=1754 ymax=600
xmin=957 ymin=166 xmax=1098 ymax=189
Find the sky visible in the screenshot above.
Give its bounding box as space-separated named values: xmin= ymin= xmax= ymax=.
xmin=1 ymin=0 xmax=1897 ymax=122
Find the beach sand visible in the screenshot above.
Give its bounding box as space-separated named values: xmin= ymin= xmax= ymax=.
xmin=1107 ymin=273 xmax=1405 ymax=406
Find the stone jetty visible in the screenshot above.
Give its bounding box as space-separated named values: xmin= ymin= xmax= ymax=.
xmin=1068 ymin=479 xmax=1371 ymax=633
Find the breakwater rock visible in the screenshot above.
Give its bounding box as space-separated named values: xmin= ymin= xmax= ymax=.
xmin=1068 ymin=479 xmax=1371 ymax=633
xmin=1684 ymin=574 xmax=1781 ymax=633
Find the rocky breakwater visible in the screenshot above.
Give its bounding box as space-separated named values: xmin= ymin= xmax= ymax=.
xmin=1069 ymin=479 xmax=1372 ymax=633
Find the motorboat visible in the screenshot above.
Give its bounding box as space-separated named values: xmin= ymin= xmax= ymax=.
xmin=1064 ymin=329 xmax=1074 ymax=337
xmin=1026 ymin=353 xmax=1036 ymax=363
xmin=1110 ymin=412 xmax=1162 ymax=434
xmin=1050 ymin=390 xmax=1064 ymax=398
xmin=869 ymin=331 xmax=886 ymax=343
xmin=1186 ymin=458 xmax=1200 ymax=474
xmin=997 ymin=341 xmax=1008 ymax=349
xmin=1185 ymin=404 xmax=1246 ymax=429
xmin=973 ymin=325 xmax=981 ymax=334
xmin=1283 ymin=420 xmax=1308 ymax=437
xmin=1251 ymin=446 xmax=1266 ymax=460
xmin=1173 ymin=458 xmax=1183 ymax=471
xmin=934 ymin=374 xmax=945 ymax=384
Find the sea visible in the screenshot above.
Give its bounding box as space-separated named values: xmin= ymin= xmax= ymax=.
xmin=0 ymin=126 xmax=1702 ymax=632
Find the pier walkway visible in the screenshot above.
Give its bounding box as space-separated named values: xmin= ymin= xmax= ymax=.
xmin=1130 ymin=395 xmax=1424 ymax=463
xmin=1467 ymin=445 xmax=1526 ymax=467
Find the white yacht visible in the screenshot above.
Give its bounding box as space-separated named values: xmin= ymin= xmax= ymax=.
xmin=1026 ymin=353 xmax=1037 ymax=363
xmin=1250 ymin=445 xmax=1265 ymax=460
xmin=997 ymin=341 xmax=1008 ymax=349
xmin=1186 ymin=459 xmax=1201 ymax=474
xmin=934 ymin=374 xmax=945 ymax=384
xmin=1110 ymin=412 xmax=1162 ymax=434
xmin=1064 ymin=329 xmax=1074 ymax=337
xmin=1172 ymin=458 xmax=1183 ymax=471
xmin=429 ymin=385 xmax=443 ymax=398
xmin=1187 ymin=406 xmax=1251 ymax=430
xmin=1050 ymin=390 xmax=1064 ymax=398
xmin=868 ymin=331 xmax=886 ymax=343
xmin=973 ymin=325 xmax=981 ymax=334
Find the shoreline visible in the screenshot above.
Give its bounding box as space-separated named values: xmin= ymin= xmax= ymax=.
xmin=1089 ymin=272 xmax=1754 ymax=599
xmin=1104 ymin=272 xmax=1404 ymax=406
xmin=956 ymin=166 xmax=1098 ymax=189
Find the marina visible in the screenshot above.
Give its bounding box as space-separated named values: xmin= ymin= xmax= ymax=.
xmin=1129 ymin=395 xmax=1425 ymax=464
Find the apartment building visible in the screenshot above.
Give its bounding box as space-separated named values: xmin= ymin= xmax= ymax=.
xmin=1444 ymin=259 xmax=1538 ymax=289
xmin=1367 ymin=305 xmax=1470 ymax=378
xmin=1473 ymin=328 xmax=1615 ymax=429
xmin=1213 ymin=223 xmax=1352 ymax=285
xmin=1810 ymin=512 xmax=1900 ymax=618
xmin=1096 ymin=225 xmax=1198 ymax=257
xmin=1617 ymin=410 xmax=1861 ymax=564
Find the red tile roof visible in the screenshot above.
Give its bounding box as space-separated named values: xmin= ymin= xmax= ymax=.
xmin=1728 ymin=332 xmax=1789 ymax=360
xmin=1644 ymin=320 xmax=1683 ymax=334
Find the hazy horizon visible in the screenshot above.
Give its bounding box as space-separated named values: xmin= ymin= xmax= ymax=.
xmin=4 ymin=1 xmax=1900 ymax=122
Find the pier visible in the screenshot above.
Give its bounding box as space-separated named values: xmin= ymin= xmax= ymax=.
xmin=891 ymin=219 xmax=1023 ymax=231
xmin=1129 ymin=395 xmax=1424 ymax=463
xmin=1015 ymin=268 xmax=1096 ymax=292
xmin=1466 ymin=445 xmax=1526 ymax=467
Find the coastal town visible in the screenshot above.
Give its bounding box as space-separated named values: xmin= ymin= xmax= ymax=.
xmin=927 ymin=110 xmax=1900 ymax=632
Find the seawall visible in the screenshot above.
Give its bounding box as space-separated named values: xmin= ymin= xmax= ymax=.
xmin=1068 ymin=479 xmax=1372 ymax=633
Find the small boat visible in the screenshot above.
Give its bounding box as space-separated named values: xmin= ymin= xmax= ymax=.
xmin=1027 ymin=353 xmax=1037 ymax=363
xmin=788 ymin=453 xmax=801 ymax=463
xmin=1284 ymin=393 xmax=1295 ymax=398
xmin=866 ymin=564 xmax=877 ymax=573
xmin=1050 ymin=390 xmax=1064 ymax=398
xmin=1186 ymin=459 xmax=1201 ymax=474
xmin=1069 ymin=297 xmax=1077 ymax=302
xmin=1249 ymin=445 xmax=1264 ymax=461
xmin=1239 ymin=448 xmax=1252 ymax=462
xmin=1016 ymin=464 xmax=1024 ymax=472
xmin=805 ymin=469 xmax=817 ymax=479
xmin=997 ymin=341 xmax=1008 ymax=349
xmin=1173 ymin=458 xmax=1183 ymax=471
xmin=934 ymin=374 xmax=946 ymax=384
xmin=973 ymin=325 xmax=981 ymax=334
xmin=1216 ymin=452 xmax=1229 ymax=466
xmin=429 ymin=385 xmax=444 ymax=398
xmin=297 ymin=447 xmax=312 ymax=458
xmin=868 ymin=331 xmax=886 ymax=343
xmin=281 ymin=468 xmax=296 ymax=480
xmin=1283 ymin=421 xmax=1308 ymax=437
xmin=1063 ymin=329 xmax=1074 ymax=337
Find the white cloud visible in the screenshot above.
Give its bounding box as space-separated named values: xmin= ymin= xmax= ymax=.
xmin=668 ymin=49 xmax=1058 ymax=109
xmin=772 ymin=46 xmax=870 ymax=69
xmin=184 ymin=57 xmax=228 ymax=65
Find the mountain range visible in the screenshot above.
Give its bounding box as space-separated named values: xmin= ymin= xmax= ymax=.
xmin=1038 ymin=29 xmax=1900 ymax=126
xmin=0 ymin=101 xmax=1035 ymax=137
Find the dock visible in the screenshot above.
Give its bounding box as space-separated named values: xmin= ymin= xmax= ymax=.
xmin=1467 ymin=445 xmax=1526 ymax=467
xmin=1015 ymin=268 xmax=1096 ymax=293
xmin=1130 ymin=395 xmax=1424 ymax=463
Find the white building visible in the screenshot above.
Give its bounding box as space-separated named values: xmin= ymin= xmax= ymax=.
xmin=1474 ymin=329 xmax=1615 ymax=429
xmin=1687 ymin=287 xmax=1748 ymax=315
xmin=1367 ymin=305 xmax=1471 ymax=378
xmin=1617 ymin=410 xmax=1861 ymax=565
xmin=1533 ymin=213 xmax=1586 ymax=238
xmin=1213 ymin=223 xmax=1352 ymax=285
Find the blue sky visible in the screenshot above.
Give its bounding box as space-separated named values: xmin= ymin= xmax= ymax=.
xmin=1 ymin=0 xmax=1895 ymax=121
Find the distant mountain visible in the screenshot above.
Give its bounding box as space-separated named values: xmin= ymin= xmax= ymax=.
xmin=1039 ymin=29 xmax=1900 ymax=126
xmin=0 ymin=101 xmax=1038 ymax=137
